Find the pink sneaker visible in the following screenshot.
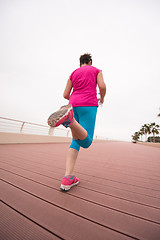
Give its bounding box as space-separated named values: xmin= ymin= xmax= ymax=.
xmin=60 ymin=175 xmax=79 ymax=191
xmin=48 ymin=104 xmax=74 ymax=128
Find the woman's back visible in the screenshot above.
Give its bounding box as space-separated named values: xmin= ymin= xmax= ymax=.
xmin=69 ymin=65 xmax=101 ymax=107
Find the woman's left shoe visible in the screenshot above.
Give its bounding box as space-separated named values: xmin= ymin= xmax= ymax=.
xmin=48 ymin=104 xmax=74 ymax=128
xmin=60 ymin=175 xmax=79 ymax=191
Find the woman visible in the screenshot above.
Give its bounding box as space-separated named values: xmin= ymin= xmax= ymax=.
xmin=48 ymin=53 xmax=106 ymax=191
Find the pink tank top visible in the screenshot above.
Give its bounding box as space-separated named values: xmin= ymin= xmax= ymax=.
xmin=69 ymin=65 xmax=101 ymax=107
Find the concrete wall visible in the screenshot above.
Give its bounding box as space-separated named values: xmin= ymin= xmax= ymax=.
xmin=0 ymin=132 xmax=106 ymax=144
xmin=0 ymin=132 xmax=72 ymax=144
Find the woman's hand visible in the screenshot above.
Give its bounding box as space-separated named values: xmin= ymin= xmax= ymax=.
xmin=98 ymin=97 xmax=104 ymax=104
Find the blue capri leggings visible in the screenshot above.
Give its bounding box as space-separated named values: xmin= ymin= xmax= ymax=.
xmin=69 ymin=106 xmax=97 ymax=151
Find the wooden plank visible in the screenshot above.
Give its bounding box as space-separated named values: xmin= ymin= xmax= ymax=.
xmin=1 ymin=143 xmax=160 ymax=197
xmin=1 ymin=171 xmax=160 ymax=240
xmin=1 ymin=165 xmax=160 ymax=224
xmin=0 ymin=181 xmax=133 ymax=240
xmin=1 ymin=155 xmax=160 ymax=198
xmin=1 ymin=162 xmax=160 ymax=209
xmin=2 ymin=154 xmax=160 ymax=190
xmin=1 ymin=142 xmax=160 ymax=240
xmin=0 ymin=202 xmax=59 ymax=240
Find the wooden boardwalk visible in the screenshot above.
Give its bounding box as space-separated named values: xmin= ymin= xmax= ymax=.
xmin=0 ymin=141 xmax=160 ymax=240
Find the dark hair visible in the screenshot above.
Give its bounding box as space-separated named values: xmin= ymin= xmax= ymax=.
xmin=79 ymin=53 xmax=92 ymax=66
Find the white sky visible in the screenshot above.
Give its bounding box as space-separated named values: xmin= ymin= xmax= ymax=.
xmin=0 ymin=0 xmax=160 ymax=141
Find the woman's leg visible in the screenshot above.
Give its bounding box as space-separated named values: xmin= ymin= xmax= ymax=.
xmin=48 ymin=105 xmax=97 ymax=179
xmin=64 ymin=108 xmax=82 ymax=176
xmin=73 ymin=106 xmax=97 ymax=148
xmin=69 ymin=119 xmax=87 ymax=140
xmin=65 ymin=148 xmax=79 ymax=176
xmin=64 ymin=124 xmax=83 ymax=177
xmin=64 ymin=107 xmax=97 ymax=176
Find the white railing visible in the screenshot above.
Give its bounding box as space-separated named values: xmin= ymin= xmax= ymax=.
xmin=0 ymin=117 xmax=71 ymax=138
xmin=0 ymin=117 xmax=111 ymax=141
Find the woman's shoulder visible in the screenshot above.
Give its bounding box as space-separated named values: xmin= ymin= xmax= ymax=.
xmin=70 ymin=65 xmax=101 ymax=79
xmin=88 ymin=65 xmax=102 ymax=74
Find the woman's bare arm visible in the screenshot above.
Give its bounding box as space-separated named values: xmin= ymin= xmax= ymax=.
xmin=97 ymin=71 xmax=106 ymax=103
xmin=63 ymin=79 xmax=72 ymax=100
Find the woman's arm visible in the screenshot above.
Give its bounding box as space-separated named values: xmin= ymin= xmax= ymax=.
xmin=97 ymin=71 xmax=106 ymax=103
xmin=63 ymin=79 xmax=73 ymax=100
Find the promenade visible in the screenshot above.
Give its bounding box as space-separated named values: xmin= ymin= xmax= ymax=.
xmin=1 ymin=141 xmax=160 ymax=240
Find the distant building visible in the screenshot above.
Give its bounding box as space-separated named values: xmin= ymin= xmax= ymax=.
xmin=148 ymin=136 xmax=160 ymax=143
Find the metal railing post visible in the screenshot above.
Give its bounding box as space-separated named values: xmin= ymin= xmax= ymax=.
xmin=48 ymin=127 xmax=54 ymax=136
xmin=20 ymin=122 xmax=25 ymax=133
xmin=67 ymin=130 xmax=70 ymax=137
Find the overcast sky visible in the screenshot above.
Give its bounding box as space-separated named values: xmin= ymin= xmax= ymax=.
xmin=0 ymin=0 xmax=160 ymax=141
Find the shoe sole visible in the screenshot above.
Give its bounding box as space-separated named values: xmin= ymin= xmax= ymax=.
xmin=60 ymin=180 xmax=79 ymax=191
xmin=48 ymin=104 xmax=72 ymax=128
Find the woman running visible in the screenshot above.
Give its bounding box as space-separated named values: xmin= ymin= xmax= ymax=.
xmin=48 ymin=53 xmax=106 ymax=191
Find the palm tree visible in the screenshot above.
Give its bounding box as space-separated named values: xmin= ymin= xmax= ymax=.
xmin=139 ymin=127 xmax=145 ymax=142
xmin=132 ymin=132 xmax=140 ymax=143
xmin=143 ymin=124 xmax=151 ymax=142
xmin=149 ymin=122 xmax=160 ymax=143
